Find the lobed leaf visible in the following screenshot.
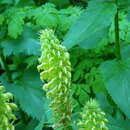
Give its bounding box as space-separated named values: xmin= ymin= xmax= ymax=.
xmin=8 ymin=9 xmax=26 ymax=38
xmin=0 ymin=70 xmax=52 ymax=121
xmin=1 ymin=27 xmax=40 ymax=56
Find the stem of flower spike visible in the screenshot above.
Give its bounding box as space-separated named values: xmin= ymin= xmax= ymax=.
xmin=115 ymin=0 xmax=121 ymax=60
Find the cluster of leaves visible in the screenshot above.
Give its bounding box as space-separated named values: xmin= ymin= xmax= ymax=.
xmin=1 ymin=0 xmax=130 ymax=129
xmin=0 ymin=0 xmax=83 ymax=129
xmin=62 ymin=0 xmax=130 ymax=129
xmin=0 ymin=3 xmax=82 ymax=39
xmin=70 ymin=10 xmax=130 ymax=114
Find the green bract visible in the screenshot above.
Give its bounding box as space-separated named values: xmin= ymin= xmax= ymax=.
xmin=0 ymin=85 xmax=17 ymax=130
xmin=78 ymin=99 xmax=108 ymax=130
xmin=38 ymin=29 xmax=72 ymax=129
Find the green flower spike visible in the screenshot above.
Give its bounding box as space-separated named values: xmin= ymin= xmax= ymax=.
xmin=78 ymin=99 xmax=108 ymax=130
xmin=38 ymin=29 xmax=72 ymax=129
xmin=0 ymin=85 xmax=17 ymax=130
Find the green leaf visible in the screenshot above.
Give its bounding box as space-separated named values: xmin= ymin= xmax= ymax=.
xmin=27 ymin=3 xmax=58 ymax=28
xmin=107 ymin=115 xmax=130 ymax=130
xmin=35 ymin=114 xmax=53 ymax=130
xmin=121 ymin=45 xmax=130 ymax=60
xmin=62 ymin=0 xmax=117 ymax=49
xmin=8 ymin=9 xmax=25 ymax=38
xmin=16 ymin=119 xmax=39 ymax=130
xmin=1 ymin=27 xmax=40 ymax=56
xmin=58 ymin=6 xmax=83 ymax=33
xmin=96 ymin=93 xmax=111 ymax=111
xmin=85 ymin=67 xmax=107 ymax=94
xmin=0 ymin=69 xmax=52 ymax=121
xmin=24 ymin=56 xmax=38 ymax=69
xmin=99 ymin=59 xmax=130 ymax=118
xmin=76 ymin=84 xmax=89 ymax=104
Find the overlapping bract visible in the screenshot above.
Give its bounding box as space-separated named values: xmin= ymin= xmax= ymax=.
xmin=0 ymin=85 xmax=17 ymax=130
xmin=38 ymin=29 xmax=72 ymax=129
xmin=78 ymin=99 xmax=108 ymax=130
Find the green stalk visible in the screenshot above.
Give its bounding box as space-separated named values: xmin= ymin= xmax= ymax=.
xmin=115 ymin=0 xmax=121 ymax=60
xmin=0 ymin=51 xmax=12 ymax=82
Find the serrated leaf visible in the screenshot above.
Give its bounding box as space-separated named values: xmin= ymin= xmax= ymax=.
xmin=8 ymin=10 xmax=25 ymax=38
xmin=62 ymin=0 xmax=117 ymax=49
xmin=16 ymin=119 xmax=38 ymax=130
xmin=35 ymin=114 xmax=53 ymax=130
xmin=85 ymin=67 xmax=107 ymax=94
xmin=0 ymin=70 xmax=52 ymax=121
xmin=1 ymin=27 xmax=40 ymax=56
xmin=58 ymin=6 xmax=83 ymax=33
xmin=24 ymin=56 xmax=38 ymax=69
xmin=99 ymin=59 xmax=130 ymax=118
xmin=107 ymin=115 xmax=130 ymax=130
xmin=27 ymin=3 xmax=58 ymax=28
xmin=72 ymin=59 xmax=88 ymax=81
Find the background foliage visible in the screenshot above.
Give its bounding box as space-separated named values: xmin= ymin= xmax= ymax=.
xmin=1 ymin=0 xmax=130 ymax=129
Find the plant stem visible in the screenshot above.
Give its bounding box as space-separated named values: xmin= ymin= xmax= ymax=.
xmin=0 ymin=51 xmax=12 ymax=82
xmin=115 ymin=0 xmax=121 ymax=59
xmin=19 ymin=108 xmax=28 ymax=124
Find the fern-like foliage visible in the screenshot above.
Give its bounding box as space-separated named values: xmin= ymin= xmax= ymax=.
xmin=0 ymin=85 xmax=17 ymax=130
xmin=57 ymin=6 xmax=83 ymax=35
xmin=27 ymin=3 xmax=58 ymax=28
xmin=37 ymin=29 xmax=72 ymax=129
xmin=0 ymin=3 xmax=83 ymax=39
xmin=7 ymin=8 xmax=26 ymax=39
xmin=0 ymin=3 xmax=129 ymax=42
